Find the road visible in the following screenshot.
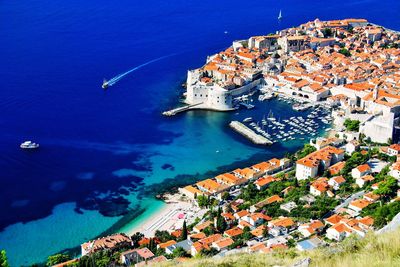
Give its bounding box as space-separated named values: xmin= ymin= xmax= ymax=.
xmin=323 ymin=190 xmax=365 ymax=218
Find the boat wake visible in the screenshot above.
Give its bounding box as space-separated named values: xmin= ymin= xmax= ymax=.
xmin=106 ymin=53 xmax=177 ymax=87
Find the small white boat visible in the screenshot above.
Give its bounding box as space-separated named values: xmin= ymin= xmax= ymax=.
xmin=20 ymin=141 xmax=39 ymax=149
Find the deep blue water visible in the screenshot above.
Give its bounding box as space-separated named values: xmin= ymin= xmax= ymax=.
xmin=1 ymin=0 xmax=400 ymax=265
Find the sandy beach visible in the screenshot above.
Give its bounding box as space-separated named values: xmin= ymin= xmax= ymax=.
xmin=127 ymin=193 xmax=207 ymax=237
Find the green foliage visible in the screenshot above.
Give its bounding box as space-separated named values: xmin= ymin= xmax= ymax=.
xmin=131 ymin=232 xmax=144 ymax=248
xmin=216 ymin=208 xmax=227 ymax=233
xmin=343 ymin=119 xmax=360 ymax=131
xmin=374 ymin=176 xmax=398 ymax=199
xmin=322 ymin=28 xmax=333 ymax=37
xmin=297 ymin=144 xmax=317 ymax=159
xmin=154 ymin=230 xmax=175 ymax=243
xmin=197 ymin=195 xmax=210 ymax=208
xmin=46 ymin=253 xmax=71 ymax=266
xmin=341 ymin=151 xmax=368 ymax=176
xmin=287 ymin=238 xmax=296 ymax=248
xmin=364 ymin=201 xmax=400 ymax=228
xmin=221 ymin=191 xmax=230 ymax=200
xmin=241 ymin=183 xmax=258 ymax=201
xmin=241 ymin=226 xmax=253 ymax=241
xmin=181 ymin=220 xmax=188 ymax=241
xmin=0 ymin=250 xmax=9 ymax=267
xmin=203 ymin=226 xmax=215 ymax=236
xmin=377 ymin=153 xmax=396 ymax=163
xmin=77 ymin=250 xmax=114 ymax=267
xmin=199 ymin=247 xmax=218 ymax=257
xmin=172 ymin=247 xmax=189 ymax=258
xmin=338 ymin=48 xmax=351 ymax=57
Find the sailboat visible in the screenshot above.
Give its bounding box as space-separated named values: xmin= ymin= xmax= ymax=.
xmin=278 ymin=10 xmax=282 ymax=20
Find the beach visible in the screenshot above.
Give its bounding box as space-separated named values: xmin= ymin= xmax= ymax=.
xmin=127 ymin=193 xmax=207 ymax=237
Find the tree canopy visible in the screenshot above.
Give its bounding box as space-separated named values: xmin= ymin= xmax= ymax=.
xmin=0 ymin=250 xmax=9 ymax=267
xmin=46 ymin=253 xmax=71 ymax=266
xmin=344 ymin=119 xmax=360 ymax=131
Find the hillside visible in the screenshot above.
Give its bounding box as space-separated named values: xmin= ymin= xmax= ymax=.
xmin=161 ymin=229 xmax=400 ymax=267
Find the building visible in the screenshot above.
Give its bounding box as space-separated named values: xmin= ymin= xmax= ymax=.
xmin=387 ymin=144 xmax=400 ymax=156
xmin=389 ymin=162 xmax=400 ymax=180
xmin=310 ymin=177 xmax=329 ymax=196
xmin=164 ymin=239 xmax=193 ymax=255
xmin=81 ymin=233 xmax=132 ymax=256
xmin=352 ymin=164 xmax=371 ymax=179
xmin=120 ymin=248 xmax=154 ymax=266
xmin=298 ymin=220 xmax=324 ymax=237
xmin=328 ymin=175 xmax=346 ymax=190
xmin=326 ymin=223 xmax=352 ymax=241
xmin=296 ymin=146 xmax=345 ymax=180
xmin=348 ymin=199 xmax=371 ymax=212
xmin=346 ymin=140 xmax=360 ymax=154
xmin=356 ymin=174 xmax=375 ymax=188
xmin=179 ymin=185 xmax=205 ymax=199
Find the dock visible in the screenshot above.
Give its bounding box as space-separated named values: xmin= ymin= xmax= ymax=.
xmin=162 ymin=102 xmax=203 ymax=116
xmin=229 ymin=121 xmax=273 ymax=145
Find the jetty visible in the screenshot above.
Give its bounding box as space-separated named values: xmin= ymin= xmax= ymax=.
xmin=229 ymin=121 xmax=273 ymax=145
xmin=162 ymin=102 xmax=203 ymax=116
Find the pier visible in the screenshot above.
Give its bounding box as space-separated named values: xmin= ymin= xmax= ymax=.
xmin=162 ymin=102 xmax=203 ymax=116
xmin=229 ymin=121 xmax=273 ymax=145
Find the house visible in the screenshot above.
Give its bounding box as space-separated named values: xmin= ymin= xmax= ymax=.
xmin=326 ymin=223 xmax=352 ymax=241
xmin=234 ymin=210 xmax=250 ymax=220
xmin=164 ymin=239 xmax=193 ymax=255
xmin=296 ymin=146 xmax=344 ymax=180
xmin=328 ymin=175 xmax=346 ymax=190
xmin=157 ymin=240 xmax=177 ymax=250
xmin=324 ymin=214 xmax=344 ymax=226
xmin=191 ymin=234 xmax=223 ymax=256
xmin=268 ymin=217 xmax=295 ymax=229
xmin=352 ymin=164 xmax=371 ymax=179
xmin=193 ymin=220 xmax=213 ymax=233
xmin=310 ymin=177 xmax=329 ymax=196
xmin=363 ymin=192 xmax=380 ymax=202
xmin=81 ymin=233 xmax=132 ymax=256
xmin=252 ymin=195 xmax=283 ymax=210
xmin=300 ymin=194 xmax=316 ymax=204
xmin=328 ymin=161 xmax=346 ymax=176
xmin=196 ymin=179 xmax=229 ymax=195
xmin=389 ymin=162 xmax=400 ymax=180
xmin=120 ymin=248 xmax=155 ymax=266
xmin=254 ymin=176 xmax=278 ymax=190
xmin=224 ymin=227 xmax=243 ymax=239
xmin=280 ymin=201 xmax=298 ymax=212
xmin=348 ymin=199 xmax=371 ymax=212
xmin=356 ymin=174 xmax=374 ymax=188
xmin=215 ymin=173 xmax=246 ymax=186
xmin=251 ymin=225 xmax=267 ymax=238
xmin=179 ymin=185 xmax=205 ymax=200
xmin=346 ymin=140 xmax=360 ymax=154
xmin=298 ymin=220 xmax=324 ymax=237
xmin=387 ymin=144 xmax=400 ymax=156
xmin=212 ymin=237 xmax=234 ymax=251
xmin=241 ymin=213 xmax=272 ymax=227
xmin=136 ymin=256 xmax=168 ymax=267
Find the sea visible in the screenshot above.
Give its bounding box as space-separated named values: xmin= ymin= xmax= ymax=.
xmin=1 ymin=0 xmax=399 ymax=265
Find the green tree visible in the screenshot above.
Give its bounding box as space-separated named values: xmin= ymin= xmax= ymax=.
xmin=172 ymin=247 xmax=188 ymax=258
xmin=221 ymin=191 xmax=230 ymax=201
xmin=131 ymin=232 xmax=144 ymax=248
xmin=338 ymin=48 xmax=351 ymax=57
xmin=322 ymin=28 xmax=333 ymax=37
xmin=216 ymin=208 xmax=227 ymax=233
xmin=287 ymin=238 xmax=296 ymax=248
xmin=181 ymin=220 xmax=188 ymax=241
xmin=343 ymin=119 xmax=360 ymax=131
xmin=0 ymin=250 xmax=9 ymax=267
xmin=46 ymin=254 xmax=71 ymax=266
xmin=197 ymin=195 xmax=210 ymax=208
xmin=374 ymin=177 xmax=398 ymax=199
xmin=154 ymin=230 xmax=174 ymax=243
xmin=297 ymin=144 xmax=317 ymax=159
